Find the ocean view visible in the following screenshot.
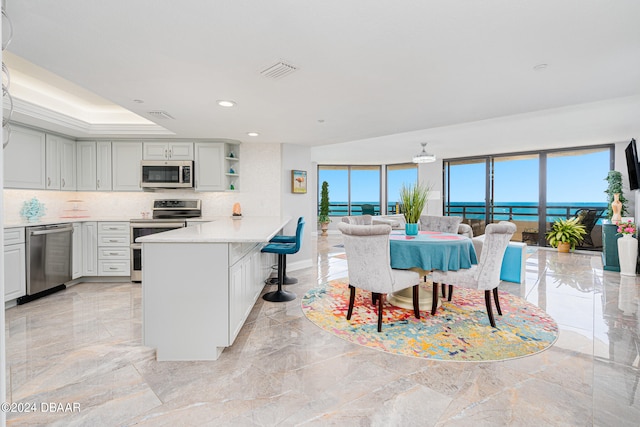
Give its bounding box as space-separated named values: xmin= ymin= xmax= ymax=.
xmin=326 ymin=201 xmax=608 ymax=223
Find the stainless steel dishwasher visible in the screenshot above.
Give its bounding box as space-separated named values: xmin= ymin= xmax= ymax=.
xmin=19 ymin=223 xmax=73 ymax=304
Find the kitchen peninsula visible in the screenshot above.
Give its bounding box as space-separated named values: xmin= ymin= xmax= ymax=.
xmin=139 ymin=216 xmax=291 ymax=361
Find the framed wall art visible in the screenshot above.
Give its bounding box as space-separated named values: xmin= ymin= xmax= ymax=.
xmin=291 ymin=170 xmax=307 ymax=194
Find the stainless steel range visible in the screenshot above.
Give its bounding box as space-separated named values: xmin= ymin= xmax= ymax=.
xmin=130 ymin=199 xmax=201 ymax=281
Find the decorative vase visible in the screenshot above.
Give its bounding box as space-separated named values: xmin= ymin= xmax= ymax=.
xmin=617 ymin=234 xmax=638 ymax=276
xmin=321 ymin=222 xmax=329 ymax=236
xmin=557 ymin=242 xmax=571 ymax=253
xmin=611 ymin=193 xmax=623 ymax=224
xmin=405 ymin=223 xmax=419 ymax=236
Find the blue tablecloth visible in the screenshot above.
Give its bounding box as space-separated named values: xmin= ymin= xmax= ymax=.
xmin=389 ymin=230 xmax=477 ymax=271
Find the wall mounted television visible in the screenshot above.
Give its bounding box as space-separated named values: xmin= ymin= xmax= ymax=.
xmin=624 ymin=138 xmax=640 ymax=191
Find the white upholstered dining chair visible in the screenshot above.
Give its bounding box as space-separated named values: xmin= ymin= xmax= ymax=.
xmin=341 ymin=215 xmax=373 ymax=225
xmin=419 ymin=215 xmax=463 ymax=234
xmin=428 ymin=222 xmax=516 ymax=327
xmin=338 ymin=222 xmax=421 ymax=332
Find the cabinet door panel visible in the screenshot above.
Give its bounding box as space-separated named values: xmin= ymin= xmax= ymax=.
xmin=143 ymin=142 xmax=168 ymax=160
xmin=96 ymin=141 xmax=112 ymax=191
xmin=45 ymin=134 xmax=61 ymax=189
xmin=195 ymin=143 xmax=224 ymax=191
xmin=169 ymin=142 xmax=193 ymax=160
xmin=4 ymin=125 xmax=46 ymax=189
xmin=82 ymin=222 xmax=98 ymax=276
xmin=112 ymin=142 xmax=143 ymax=191
xmin=60 ymin=137 xmax=77 ymax=190
xmin=76 ymin=141 xmax=97 ymax=190
xmin=4 ymin=243 xmax=26 ymax=302
xmin=72 ymin=223 xmax=82 ymax=279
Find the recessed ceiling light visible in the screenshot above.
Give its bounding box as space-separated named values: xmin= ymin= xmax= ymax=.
xmin=533 ymin=63 xmax=548 ymax=71
xmin=247 ymin=132 xmax=259 ymax=137
xmin=217 ymin=100 xmax=236 ymax=107
xmin=133 ymin=99 xmax=144 ymax=103
xmin=318 ymin=119 xmax=325 ymax=123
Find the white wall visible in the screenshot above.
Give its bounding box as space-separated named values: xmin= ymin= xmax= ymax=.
xmin=280 ymin=144 xmax=314 ymax=271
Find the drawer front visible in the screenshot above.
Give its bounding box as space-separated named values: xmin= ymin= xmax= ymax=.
xmin=4 ymin=228 xmax=25 ymax=245
xmin=98 ymin=235 xmax=129 ymax=246
xmin=98 ymin=222 xmax=129 ymax=234
xmin=98 ymin=247 xmax=130 ymax=260
xmin=98 ymin=260 xmax=131 ymax=276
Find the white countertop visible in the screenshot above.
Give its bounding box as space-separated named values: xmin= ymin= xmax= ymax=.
xmin=137 ymin=216 xmax=291 ymax=243
xmin=3 ymin=216 xmax=219 ymax=229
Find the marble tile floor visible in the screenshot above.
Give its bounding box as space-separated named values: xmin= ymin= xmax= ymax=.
xmin=3 ymin=233 xmax=640 ymax=426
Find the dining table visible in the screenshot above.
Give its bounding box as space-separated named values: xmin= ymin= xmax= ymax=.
xmin=387 ymin=230 xmax=478 ymax=310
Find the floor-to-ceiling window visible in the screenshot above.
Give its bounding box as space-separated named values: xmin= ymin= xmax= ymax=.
xmin=445 ymin=158 xmax=487 ymax=237
xmin=444 ymin=145 xmax=612 ymax=248
xmin=318 ymin=165 xmax=381 ymax=216
xmin=386 ymin=164 xmax=418 ymax=214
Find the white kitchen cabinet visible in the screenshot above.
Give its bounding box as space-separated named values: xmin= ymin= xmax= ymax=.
xmin=4 ymin=125 xmax=46 ymax=189
xmin=45 ymin=133 xmax=76 ymax=190
xmin=72 ymin=223 xmax=82 ymax=279
xmin=77 ymin=141 xmax=112 ymax=191
xmin=81 ymin=222 xmax=98 ymax=276
xmin=60 ymin=136 xmax=77 ymax=190
xmin=96 ymin=141 xmax=112 ymax=191
xmin=194 ymin=142 xmax=225 ymax=191
xmin=143 ymin=142 xmax=193 ymax=160
xmin=4 ymin=227 xmax=26 ymax=302
xmin=45 ymin=134 xmax=61 ymax=189
xmin=112 ymin=141 xmax=143 ymax=191
xmin=97 ymin=222 xmax=130 ymax=276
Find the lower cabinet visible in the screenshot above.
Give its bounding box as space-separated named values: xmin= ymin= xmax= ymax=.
xmin=82 ymin=222 xmax=98 ymax=276
xmin=229 ymin=243 xmax=271 ymax=343
xmin=97 ymin=222 xmax=130 ymax=276
xmin=72 ymin=223 xmax=83 ymax=279
xmin=4 ymin=227 xmax=26 ymax=302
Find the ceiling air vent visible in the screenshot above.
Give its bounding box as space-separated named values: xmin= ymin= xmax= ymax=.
xmin=260 ymin=60 xmax=298 ymax=79
xmin=147 ymin=110 xmax=175 ymax=120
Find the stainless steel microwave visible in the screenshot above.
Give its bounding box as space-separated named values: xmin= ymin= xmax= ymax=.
xmin=141 ymin=160 xmax=194 ymax=188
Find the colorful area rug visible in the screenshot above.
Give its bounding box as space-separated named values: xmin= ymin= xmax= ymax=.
xmin=301 ymin=279 xmax=558 ymax=362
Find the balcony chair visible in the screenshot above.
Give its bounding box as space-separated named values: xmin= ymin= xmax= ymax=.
xmin=428 ymin=221 xmax=516 ymax=328
xmin=338 ymin=222 xmax=421 ymax=332
xmin=341 ymin=215 xmax=373 ymax=225
xmin=361 ymin=204 xmax=376 ymax=215
xmin=574 ymin=208 xmax=604 ymax=247
xmin=261 ymin=217 xmax=305 ymax=302
xmin=267 ymin=216 xmax=304 ymax=284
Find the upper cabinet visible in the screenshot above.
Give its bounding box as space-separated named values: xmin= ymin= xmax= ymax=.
xmin=143 ymin=142 xmax=193 ymax=161
xmin=77 ymin=141 xmax=112 ymax=191
xmin=59 ymin=136 xmax=77 ymax=190
xmin=46 ymin=133 xmax=76 ymax=191
xmin=112 ymin=141 xmax=143 ymax=191
xmin=194 ymin=142 xmax=240 ymax=192
xmin=4 ymin=125 xmax=46 ymax=189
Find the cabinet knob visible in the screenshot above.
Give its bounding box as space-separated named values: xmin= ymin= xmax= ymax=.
xmin=97 ymin=179 xmax=100 ymax=188
xmin=62 ymin=178 xmax=65 ymax=187
xmin=47 ymin=177 xmax=51 ymax=186
xmin=165 ymin=149 xmax=168 ymax=159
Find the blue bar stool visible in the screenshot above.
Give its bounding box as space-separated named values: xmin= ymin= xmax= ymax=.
xmin=262 ymin=218 xmax=305 ymax=302
xmin=267 ymin=217 xmax=303 ymax=284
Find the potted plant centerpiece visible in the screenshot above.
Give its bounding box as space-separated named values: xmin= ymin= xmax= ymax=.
xmin=318 ymin=181 xmax=330 ymax=236
xmin=545 ymin=217 xmax=587 ymax=253
xmin=399 ymin=182 xmax=431 ymax=236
